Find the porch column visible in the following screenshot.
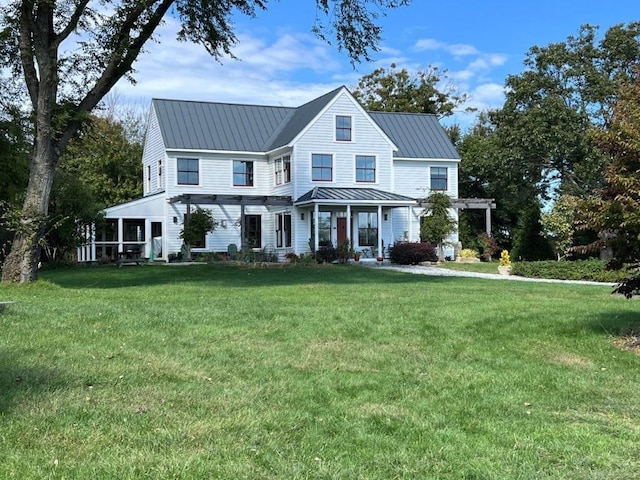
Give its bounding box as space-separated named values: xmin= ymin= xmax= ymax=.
xmin=240 ymin=204 xmax=245 ymax=248
xmin=407 ymin=206 xmax=413 ymax=242
xmin=314 ymin=202 xmax=319 ymax=251
xmin=485 ymin=206 xmax=492 ymax=236
xmin=346 ymin=204 xmax=352 ymax=243
xmin=377 ymin=205 xmax=383 ymax=257
xmin=117 ymin=218 xmax=124 ymax=254
xmin=90 ymin=224 xmax=96 ymax=262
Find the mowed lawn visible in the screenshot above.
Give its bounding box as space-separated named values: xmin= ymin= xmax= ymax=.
xmin=1 ymin=264 xmax=640 ymax=479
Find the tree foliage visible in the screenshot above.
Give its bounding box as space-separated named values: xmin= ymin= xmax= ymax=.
xmin=458 ymin=23 xmax=640 ymax=257
xmin=352 ymin=63 xmax=468 ymax=117
xmin=0 ymin=0 xmax=411 ymax=283
xmin=576 ymin=70 xmax=640 ymax=263
xmin=540 ymin=195 xmax=578 ymax=261
xmin=420 ymin=192 xmax=456 ymax=260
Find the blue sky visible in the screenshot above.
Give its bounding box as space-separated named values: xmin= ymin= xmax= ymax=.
xmin=115 ymin=0 xmax=638 ymax=129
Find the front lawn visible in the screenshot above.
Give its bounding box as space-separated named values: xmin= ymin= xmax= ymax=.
xmin=1 ymin=264 xmax=639 ymax=479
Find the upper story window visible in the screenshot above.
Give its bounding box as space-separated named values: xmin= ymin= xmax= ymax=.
xmin=336 ymin=115 xmax=352 ymax=141
xmin=274 ymin=155 xmax=291 ymax=185
xmin=356 ymin=155 xmax=376 ymax=183
xmin=312 ymin=154 xmax=333 ymax=182
xmin=177 ymin=158 xmax=199 ymax=185
xmin=158 ymin=160 xmax=163 ymax=188
xmin=233 ymin=160 xmax=254 ymax=187
xmin=430 ymin=167 xmax=448 ymax=191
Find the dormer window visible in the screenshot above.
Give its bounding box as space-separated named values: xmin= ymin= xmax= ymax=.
xmin=336 ymin=115 xmax=352 ymax=141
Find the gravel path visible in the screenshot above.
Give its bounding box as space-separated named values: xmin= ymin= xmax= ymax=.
xmin=369 ymin=263 xmax=613 ymax=287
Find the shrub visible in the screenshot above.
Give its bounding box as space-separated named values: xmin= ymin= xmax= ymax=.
xmin=510 ymin=259 xmax=629 ymax=282
xmin=499 ymin=250 xmax=511 ymax=267
xmin=389 ymin=242 xmax=437 ymax=265
xmin=459 ymin=248 xmax=479 ymax=259
xmin=315 ymin=241 xmax=337 ymax=263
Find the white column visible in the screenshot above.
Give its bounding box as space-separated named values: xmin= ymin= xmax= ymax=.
xmin=90 ymin=223 xmax=96 ymax=262
xmin=377 ymin=204 xmax=383 ymax=257
xmin=407 ymin=206 xmax=413 ymax=242
xmin=346 ymin=204 xmax=352 ymax=244
xmin=486 ymin=206 xmax=492 ymax=236
xmin=117 ymin=218 xmax=124 ymax=253
xmin=314 ymin=203 xmax=319 ymax=251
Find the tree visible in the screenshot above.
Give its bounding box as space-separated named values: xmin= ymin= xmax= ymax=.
xmin=180 ymin=207 xmax=215 ymax=261
xmin=0 ymin=0 xmax=411 ymax=283
xmin=420 ymin=192 xmax=456 ymax=261
xmin=58 ymin=115 xmax=143 ymax=208
xmin=540 ymin=194 xmax=578 ymax=261
xmin=352 ymin=63 xmax=468 ymax=118
xmin=576 ymin=70 xmax=640 ymax=263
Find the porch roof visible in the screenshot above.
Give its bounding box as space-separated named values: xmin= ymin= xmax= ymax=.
xmin=295 ymin=187 xmax=417 ymax=206
xmin=168 ymin=194 xmax=293 ymax=206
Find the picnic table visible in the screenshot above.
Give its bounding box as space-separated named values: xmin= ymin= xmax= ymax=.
xmin=115 ymin=247 xmax=145 ymax=267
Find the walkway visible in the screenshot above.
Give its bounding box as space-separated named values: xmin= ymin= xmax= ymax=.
xmin=369 ymin=264 xmax=614 ymax=287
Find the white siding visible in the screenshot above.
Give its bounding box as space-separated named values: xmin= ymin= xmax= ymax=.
xmin=141 ymin=106 xmax=166 ymax=196
xmin=292 ymin=91 xmax=395 ymax=200
xmin=393 ymin=159 xmax=459 ymax=198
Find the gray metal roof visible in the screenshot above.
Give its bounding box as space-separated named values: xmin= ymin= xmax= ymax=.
xmin=369 ymin=112 xmax=460 ymax=159
xmin=152 ymin=88 xmax=459 ymax=159
xmin=295 ymin=187 xmax=417 ymax=204
xmin=153 ymin=99 xmax=294 ymax=152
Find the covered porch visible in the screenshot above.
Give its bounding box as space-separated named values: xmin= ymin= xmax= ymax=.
xmin=295 ymin=187 xmax=418 ymax=257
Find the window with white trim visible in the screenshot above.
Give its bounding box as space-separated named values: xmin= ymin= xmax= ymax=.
xmin=430 ymin=167 xmax=448 ymax=191
xmin=274 ymin=155 xmax=291 ymax=185
xmin=358 ymin=212 xmax=378 ymax=247
xmin=276 ymin=213 xmax=292 ymax=247
xmin=336 ymin=115 xmax=352 ymax=141
xmin=312 ymin=154 xmax=332 ymax=181
xmin=177 ymin=158 xmax=199 ymax=185
xmin=356 ymin=155 xmax=376 ymax=183
xmin=233 ymin=160 xmax=254 ymax=186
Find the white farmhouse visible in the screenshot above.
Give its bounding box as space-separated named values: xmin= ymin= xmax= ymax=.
xmin=78 ymin=86 xmax=494 ymax=263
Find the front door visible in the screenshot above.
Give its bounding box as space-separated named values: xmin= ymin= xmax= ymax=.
xmin=337 ymin=217 xmax=347 ymax=243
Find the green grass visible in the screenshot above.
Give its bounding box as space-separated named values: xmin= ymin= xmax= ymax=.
xmin=436 ymin=261 xmax=502 ymax=274
xmin=1 ymin=264 xmax=640 ymax=479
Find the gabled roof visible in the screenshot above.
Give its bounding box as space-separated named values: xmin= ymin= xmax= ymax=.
xmin=151 ymin=88 xmax=459 ymax=159
xmin=295 ymin=187 xmax=416 ymax=205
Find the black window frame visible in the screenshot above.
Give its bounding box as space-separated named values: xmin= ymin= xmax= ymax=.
xmin=244 ymin=214 xmax=261 ymax=248
xmin=312 ymin=154 xmax=333 ymax=182
xmin=336 ymin=115 xmax=352 ymax=141
xmin=233 ymin=160 xmax=254 ymax=187
xmin=177 ymin=158 xmax=199 ymax=185
xmin=430 ymin=167 xmax=448 ymax=191
xmin=276 ymin=213 xmax=292 ymax=248
xmin=357 ymin=212 xmax=378 ymax=247
xmin=355 ymin=155 xmax=376 ymax=183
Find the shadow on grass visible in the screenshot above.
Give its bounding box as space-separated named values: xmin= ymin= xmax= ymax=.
xmin=586 ymin=309 xmax=640 ymax=337
xmin=0 ymin=349 xmax=69 ymax=414
xmin=39 ymin=263 xmax=471 ymax=290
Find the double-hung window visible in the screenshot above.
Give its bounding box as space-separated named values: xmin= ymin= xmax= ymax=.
xmin=358 ymin=212 xmax=378 ymax=247
xmin=274 ymin=155 xmax=291 ymax=185
xmin=233 ymin=160 xmax=254 ymax=186
xmin=430 ymin=167 xmax=448 ymax=191
xmin=356 ymin=155 xmax=376 ymax=183
xmin=336 ymin=115 xmax=352 ymax=141
xmin=312 ymin=154 xmax=332 ymax=181
xmin=276 ymin=213 xmax=292 ymax=248
xmin=177 ymin=158 xmax=199 ymax=185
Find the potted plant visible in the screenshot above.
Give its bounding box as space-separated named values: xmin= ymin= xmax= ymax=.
xmin=354 ymin=251 xmax=361 ymax=262
xmin=498 ymin=250 xmax=511 ymax=275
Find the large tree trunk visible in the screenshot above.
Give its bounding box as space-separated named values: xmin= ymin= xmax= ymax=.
xmin=1 ymin=115 xmax=58 ymax=283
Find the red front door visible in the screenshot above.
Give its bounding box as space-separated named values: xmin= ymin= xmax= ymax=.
xmin=337 ymin=217 xmax=347 ymax=243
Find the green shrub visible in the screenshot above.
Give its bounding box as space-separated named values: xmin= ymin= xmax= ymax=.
xmin=389 ymin=242 xmax=437 ymax=265
xmin=510 ymin=259 xmax=629 ymax=282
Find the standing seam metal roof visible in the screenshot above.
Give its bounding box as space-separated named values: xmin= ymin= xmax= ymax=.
xmin=152 ymin=88 xmax=459 ymax=159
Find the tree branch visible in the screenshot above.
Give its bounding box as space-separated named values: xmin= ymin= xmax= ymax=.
xmin=53 ymin=0 xmax=93 ymax=48
xmin=18 ymin=1 xmax=39 ymax=106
